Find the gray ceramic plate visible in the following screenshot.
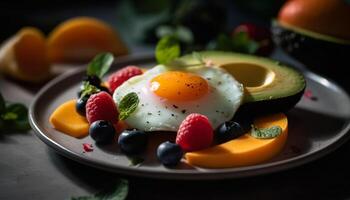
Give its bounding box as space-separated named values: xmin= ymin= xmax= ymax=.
xmin=29 ymin=54 xmax=350 ymax=180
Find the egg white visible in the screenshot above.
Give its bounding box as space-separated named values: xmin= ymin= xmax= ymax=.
xmin=113 ymin=64 xmax=244 ymax=132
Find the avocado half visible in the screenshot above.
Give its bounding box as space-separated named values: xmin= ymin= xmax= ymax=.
xmin=179 ymin=51 xmax=306 ymax=115
xmin=272 ymin=20 xmax=350 ymax=84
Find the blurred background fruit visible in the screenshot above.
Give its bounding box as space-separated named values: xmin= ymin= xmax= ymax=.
xmin=47 ymin=17 xmax=128 ymax=63
xmin=0 ymin=27 xmax=51 ymax=83
xmin=272 ymin=0 xmax=350 ymax=85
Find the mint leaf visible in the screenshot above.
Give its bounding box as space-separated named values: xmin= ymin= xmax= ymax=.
xmin=207 ymin=34 xmax=234 ymax=51
xmin=192 ymin=51 xmax=205 ymax=64
xmin=0 ymin=92 xmax=5 ymax=113
xmin=251 ymin=125 xmax=282 ymax=139
xmin=118 ymin=92 xmax=139 ymax=120
xmin=128 ymin=156 xmax=144 ymax=166
xmin=175 ymin=26 xmax=193 ymax=44
xmin=87 ymin=53 xmax=114 ymax=78
xmin=71 ymin=179 xmax=129 ymax=200
xmin=4 ymin=103 xmax=30 ymax=132
xmin=156 ymin=25 xmax=193 ymax=45
xmin=207 ymin=32 xmax=259 ymax=54
xmin=80 ymin=81 xmax=101 ymax=98
xmin=2 ymin=112 xmax=18 ymax=120
xmin=155 ymin=36 xmax=181 ymax=64
xmin=231 ymin=32 xmax=259 ymax=54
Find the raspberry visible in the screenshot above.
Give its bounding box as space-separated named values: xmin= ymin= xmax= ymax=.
xmin=176 ymin=113 xmax=213 ymax=152
xmin=107 ymin=66 xmax=143 ymax=94
xmin=86 ymin=91 xmax=119 ymax=124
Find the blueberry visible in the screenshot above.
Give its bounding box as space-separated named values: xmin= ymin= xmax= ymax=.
xmin=75 ymin=95 xmax=89 ymax=116
xmin=232 ymin=112 xmax=254 ymax=133
xmin=83 ymin=75 xmax=101 ymax=87
xmin=89 ymin=120 xmax=116 ymax=144
xmin=118 ymin=129 xmax=148 ymax=154
xmin=215 ymin=121 xmax=245 ymax=144
xmin=157 ymin=141 xmax=183 ymax=166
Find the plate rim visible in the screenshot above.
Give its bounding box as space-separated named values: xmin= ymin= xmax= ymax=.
xmin=29 ymin=54 xmax=350 ymax=180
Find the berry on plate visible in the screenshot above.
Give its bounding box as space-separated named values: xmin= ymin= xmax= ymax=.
xmin=75 ymin=95 xmax=90 ymax=117
xmin=157 ymin=141 xmax=183 ymax=166
xmin=107 ymin=66 xmax=143 ymax=94
xmin=215 ymin=121 xmax=245 ymax=144
xmin=176 ymin=113 xmax=213 ymax=152
xmin=86 ymin=91 xmax=119 ymax=124
xmin=117 ymin=129 xmax=148 ymax=154
xmin=89 ymin=120 xmax=116 ymax=144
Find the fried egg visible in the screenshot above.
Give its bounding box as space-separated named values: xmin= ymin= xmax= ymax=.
xmin=113 ymin=64 xmax=243 ymax=132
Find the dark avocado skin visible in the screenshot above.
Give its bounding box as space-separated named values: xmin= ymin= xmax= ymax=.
xmin=272 ymin=21 xmax=350 ymax=88
xmin=236 ymin=88 xmax=305 ymax=118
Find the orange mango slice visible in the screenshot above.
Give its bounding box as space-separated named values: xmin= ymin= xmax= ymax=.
xmin=47 ymin=17 xmax=128 ymax=63
xmin=49 ymin=99 xmax=89 ymax=138
xmin=185 ymin=113 xmax=288 ymax=168
xmin=0 ymin=27 xmax=51 ymax=82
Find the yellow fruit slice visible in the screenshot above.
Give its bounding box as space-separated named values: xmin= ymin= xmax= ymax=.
xmin=185 ymin=113 xmax=288 ymax=168
xmin=49 ymin=99 xmax=89 ymax=138
xmin=0 ymin=27 xmax=51 ymax=82
xmin=47 ymin=17 xmax=128 ymax=63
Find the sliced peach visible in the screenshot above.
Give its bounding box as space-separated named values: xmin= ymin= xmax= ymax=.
xmin=0 ymin=27 xmax=51 ymax=82
xmin=185 ymin=113 xmax=288 ymax=168
xmin=47 ymin=17 xmax=128 ymax=63
xmin=49 ymin=99 xmax=89 ymax=138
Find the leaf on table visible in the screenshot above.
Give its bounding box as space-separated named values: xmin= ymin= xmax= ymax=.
xmin=70 ymin=179 xmax=129 ymax=200
xmin=3 ymin=103 xmax=31 ymax=132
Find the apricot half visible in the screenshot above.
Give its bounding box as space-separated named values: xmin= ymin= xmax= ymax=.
xmin=185 ymin=113 xmax=288 ymax=168
xmin=49 ymin=99 xmax=89 ymax=138
xmin=0 ymin=27 xmax=51 ymax=82
xmin=47 ymin=17 xmax=128 ymax=63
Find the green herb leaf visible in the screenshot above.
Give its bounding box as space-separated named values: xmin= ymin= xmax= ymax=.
xmin=207 ymin=34 xmax=234 ymax=51
xmin=118 ymin=92 xmax=139 ymax=120
xmin=251 ymin=125 xmax=282 ymax=139
xmin=128 ymin=156 xmax=144 ymax=166
xmin=71 ymin=179 xmax=129 ymax=200
xmin=0 ymin=92 xmax=5 ymax=113
xmin=3 ymin=103 xmax=30 ymax=132
xmin=155 ymin=35 xmax=181 ymax=64
xmin=207 ymin=32 xmax=260 ymax=54
xmin=80 ymin=82 xmax=101 ymax=98
xmin=174 ymin=26 xmax=193 ymax=44
xmin=87 ymin=53 xmax=114 ymax=78
xmin=192 ymin=51 xmax=205 ymax=64
xmin=156 ymin=25 xmax=193 ymax=44
xmin=2 ymin=112 xmax=18 ymax=120
xmin=231 ymin=32 xmax=259 ymax=54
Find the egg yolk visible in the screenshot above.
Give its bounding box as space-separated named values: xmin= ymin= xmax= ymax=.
xmin=150 ymin=71 xmax=209 ymax=101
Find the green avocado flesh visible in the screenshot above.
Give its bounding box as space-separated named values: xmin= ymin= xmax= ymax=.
xmin=179 ymin=51 xmax=306 ymax=114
